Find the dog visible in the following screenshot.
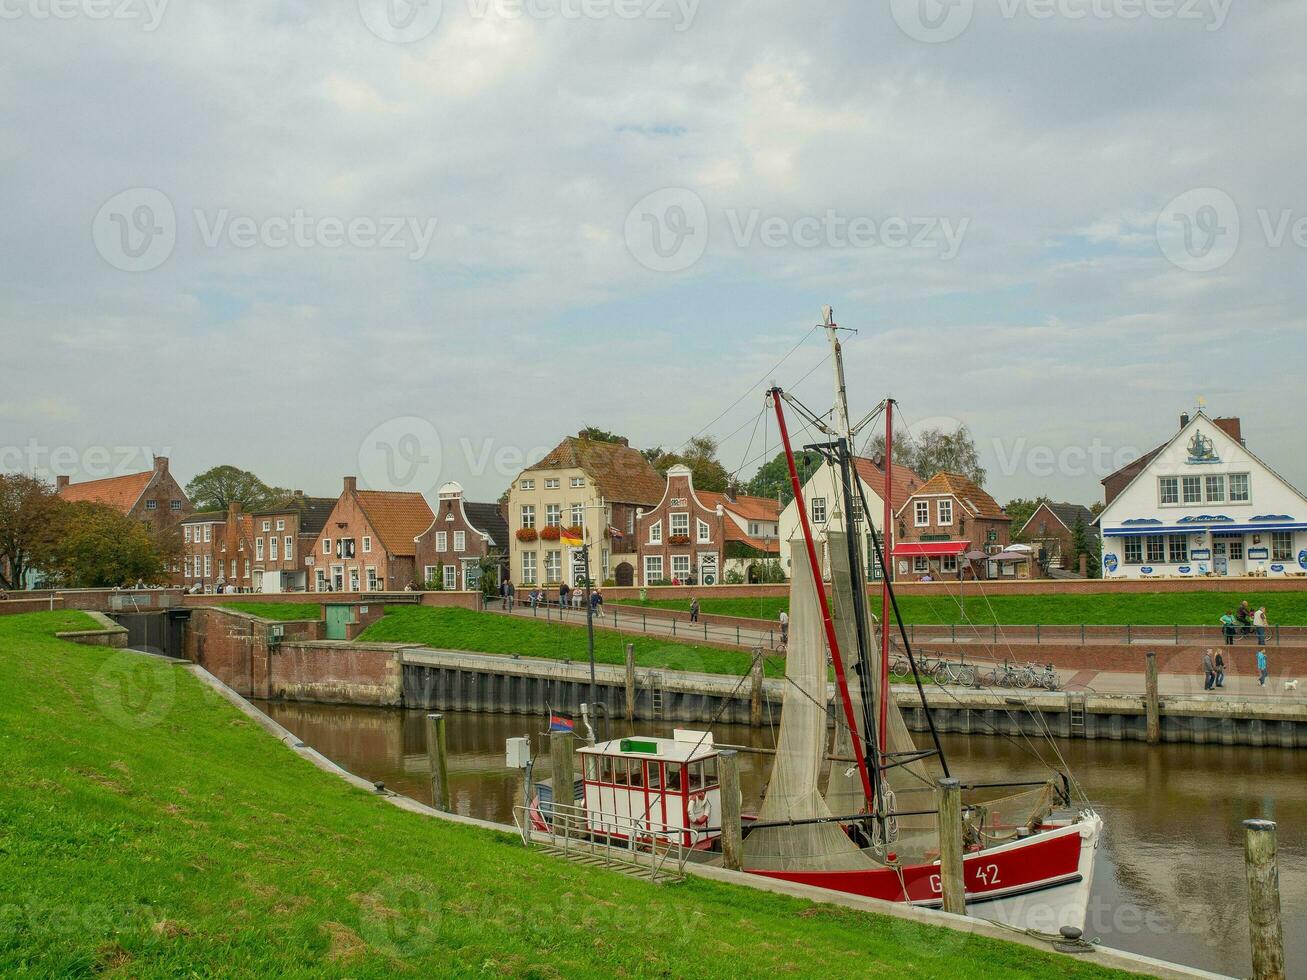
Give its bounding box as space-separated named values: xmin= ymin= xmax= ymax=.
xmin=1284 ymin=680 xmax=1299 ymax=692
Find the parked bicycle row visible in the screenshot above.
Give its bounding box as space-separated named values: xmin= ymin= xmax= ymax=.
xmin=889 ymin=653 xmax=1063 ymax=691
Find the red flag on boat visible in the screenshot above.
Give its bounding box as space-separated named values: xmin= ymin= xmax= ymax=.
xmin=549 ymin=714 xmax=574 ymax=733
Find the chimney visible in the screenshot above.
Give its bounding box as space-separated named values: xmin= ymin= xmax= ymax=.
xmin=1214 ymin=417 xmax=1243 ymax=446
xmin=56 ymin=475 xmax=70 ymax=491
xmin=154 ymin=455 xmax=169 ymax=474
xmin=1179 ymin=413 xmax=1190 ymax=430
xmin=294 ymin=489 xmax=304 ymax=498
xmin=344 ymin=476 xmax=357 ymax=493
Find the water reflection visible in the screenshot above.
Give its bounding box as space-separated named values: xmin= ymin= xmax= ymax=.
xmin=262 ymin=701 xmax=1305 ymax=977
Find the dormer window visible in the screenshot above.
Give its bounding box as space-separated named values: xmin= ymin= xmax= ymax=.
xmin=914 ymin=501 xmax=929 ymax=527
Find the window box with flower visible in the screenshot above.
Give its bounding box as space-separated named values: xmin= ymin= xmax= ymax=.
xmin=516 ymin=528 xmax=538 ymax=542
xmin=668 ymin=534 xmax=692 ymax=546
xmin=540 ymin=526 xmax=562 ymax=542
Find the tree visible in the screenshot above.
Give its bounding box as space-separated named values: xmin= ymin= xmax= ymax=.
xmin=45 ymin=501 xmax=165 ymax=587
xmin=745 ymin=450 xmax=824 ymax=506
xmin=577 ymin=427 xmax=627 ymax=444
xmin=645 ymin=436 xmax=733 ymax=494
xmin=867 ymin=425 xmax=987 ymax=486
xmin=0 ymin=474 xmax=62 ymax=590
xmin=1070 ymin=516 xmax=1102 ymax=579
xmin=1005 ymin=497 xmax=1050 ymax=542
xmin=186 ymin=466 xmax=288 ymax=513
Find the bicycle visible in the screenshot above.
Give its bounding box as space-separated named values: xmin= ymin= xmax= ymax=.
xmin=933 ymin=659 xmax=979 ymax=688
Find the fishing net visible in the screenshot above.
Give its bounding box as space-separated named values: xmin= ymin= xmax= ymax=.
xmin=743 ymin=538 xmax=879 ymax=872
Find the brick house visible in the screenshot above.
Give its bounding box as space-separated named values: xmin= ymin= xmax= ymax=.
xmin=250 ymin=491 xmax=336 ymax=593
xmin=1017 ymin=501 xmax=1094 ymax=572
xmin=414 ymin=481 xmax=510 ymax=591
xmin=635 ymin=465 xmax=781 ymax=585
xmin=57 ymin=456 xmax=193 ymax=583
xmin=893 ymin=472 xmax=1014 ymax=580
xmin=507 ymin=432 xmax=665 ymax=589
xmin=181 ymin=503 xmax=256 ymax=592
xmin=310 ymin=477 xmax=434 ymax=592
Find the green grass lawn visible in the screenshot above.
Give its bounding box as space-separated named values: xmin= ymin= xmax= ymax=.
xmin=359 ymin=606 xmax=786 ymax=678
xmin=0 ymin=611 xmax=1132 ymax=978
xmin=637 ymin=590 xmax=1307 ymax=627
xmin=223 ymin=602 xmax=323 ymax=622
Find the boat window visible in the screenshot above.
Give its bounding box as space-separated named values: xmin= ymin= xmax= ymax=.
xmin=701 ymin=756 xmax=719 ymax=787
xmin=583 ymin=756 xmax=599 ymax=781
xmin=665 ymin=764 xmax=683 ymax=793
xmin=687 ymin=762 xmax=705 ymax=792
xmin=627 ymin=758 xmax=644 ymax=787
xmin=601 ymin=757 xmax=616 ymax=784
xmin=645 ymin=761 xmax=662 ymax=789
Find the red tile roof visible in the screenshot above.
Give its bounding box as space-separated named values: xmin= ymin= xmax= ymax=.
xmin=355 ymin=491 xmax=434 ymax=557
xmin=904 ymin=471 xmax=1009 ymax=521
xmin=699 ymin=491 xmax=780 ymax=523
xmin=853 ymin=456 xmax=924 ymax=515
xmin=525 ymin=436 xmax=665 ymax=505
xmin=57 ymin=470 xmax=154 ymax=514
xmin=723 ymin=520 xmax=780 ymax=553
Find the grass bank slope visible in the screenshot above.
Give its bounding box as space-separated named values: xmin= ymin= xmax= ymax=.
xmin=0 ymin=612 xmax=1132 ymax=978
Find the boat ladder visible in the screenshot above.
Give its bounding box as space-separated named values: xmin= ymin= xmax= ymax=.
xmin=1067 ymin=694 xmax=1087 ymax=737
xmin=513 ymin=803 xmax=688 ymax=884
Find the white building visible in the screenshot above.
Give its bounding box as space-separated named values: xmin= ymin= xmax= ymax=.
xmin=777 ymin=455 xmax=923 ymax=580
xmin=1097 ymin=412 xmax=1307 ymax=579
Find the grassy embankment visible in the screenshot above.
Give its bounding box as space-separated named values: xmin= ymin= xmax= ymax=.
xmin=224 ymin=602 xmax=326 ymax=621
xmin=358 ymin=605 xmax=785 ymax=678
xmin=0 ymin=611 xmax=1135 ymax=978
xmin=639 ymin=591 xmax=1307 ymax=627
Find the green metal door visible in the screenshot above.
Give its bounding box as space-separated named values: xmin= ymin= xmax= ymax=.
xmin=325 ymin=604 xmax=353 ymax=640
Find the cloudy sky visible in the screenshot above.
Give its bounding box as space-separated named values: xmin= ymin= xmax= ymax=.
xmin=2 ymin=0 xmax=1304 ymax=506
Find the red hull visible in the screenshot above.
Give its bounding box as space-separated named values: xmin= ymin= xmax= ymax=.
xmin=749 ymin=824 xmax=1084 ymax=907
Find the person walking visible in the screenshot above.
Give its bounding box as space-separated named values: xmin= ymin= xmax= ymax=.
xmin=1202 ymin=649 xmax=1216 ymax=691
xmin=1213 ymin=649 xmax=1226 ymax=689
xmin=1220 ymin=610 xmax=1236 ymax=645
xmin=1257 ymin=648 xmax=1269 ymax=687
xmin=559 ymin=581 xmax=570 ymax=612
xmin=1236 ymin=600 xmax=1253 ymax=639
xmin=779 ymin=610 xmax=789 ymax=650
xmin=689 ymin=596 xmax=700 ymax=624
xmin=505 ymin=579 xmax=516 ymax=611
xmin=1254 ymin=605 xmax=1268 ymax=646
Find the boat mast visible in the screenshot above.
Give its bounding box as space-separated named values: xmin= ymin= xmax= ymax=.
xmin=768 ymin=387 xmax=875 ymax=809
xmin=822 ymin=309 xmax=882 ymax=781
xmin=879 ymin=400 xmax=893 ymax=760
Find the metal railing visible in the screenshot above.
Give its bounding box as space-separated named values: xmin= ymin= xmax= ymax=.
xmin=512 ymin=800 xmax=691 ymax=883
xmin=903 ymin=622 xmax=1293 ymax=648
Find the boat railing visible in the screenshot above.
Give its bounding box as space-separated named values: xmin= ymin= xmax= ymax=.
xmin=512 ymin=800 xmax=691 ymax=883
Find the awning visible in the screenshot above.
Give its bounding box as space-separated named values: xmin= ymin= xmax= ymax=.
xmin=893 ymin=541 xmax=969 ymax=557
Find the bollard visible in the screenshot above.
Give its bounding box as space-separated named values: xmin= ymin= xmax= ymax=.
xmin=719 ymin=750 xmax=743 ymax=871
xmin=1145 ymin=652 xmax=1161 ymax=745
xmin=624 ymin=643 xmax=636 ymax=724
xmin=750 ymin=651 xmax=764 ymax=728
xmin=1244 ymin=819 xmax=1285 ymax=980
xmin=426 ymin=713 xmax=451 ymax=812
xmin=936 ymin=777 xmax=966 ymax=915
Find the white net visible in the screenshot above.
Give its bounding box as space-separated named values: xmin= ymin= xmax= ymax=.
xmin=743 ymin=537 xmax=879 ymax=872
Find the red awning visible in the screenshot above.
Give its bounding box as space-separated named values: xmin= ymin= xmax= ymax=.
xmin=893 ymin=541 xmax=969 ymax=557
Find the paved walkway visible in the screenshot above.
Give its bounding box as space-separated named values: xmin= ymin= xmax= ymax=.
xmin=1053 ymin=668 xmax=1306 ymax=700
xmin=484 ymin=599 xmax=782 ymax=650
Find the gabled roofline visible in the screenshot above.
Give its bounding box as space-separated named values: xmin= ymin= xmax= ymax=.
xmin=1017 ymin=501 xmax=1067 ymax=538
xmin=1098 ymin=411 xmax=1307 ymax=525
xmin=415 ymin=491 xmax=494 ymax=546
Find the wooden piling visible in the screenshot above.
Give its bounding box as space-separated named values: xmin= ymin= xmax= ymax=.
xmin=1244 ymin=818 xmax=1285 ymax=980
xmin=750 ymin=650 xmax=764 ymax=728
xmin=426 ymin=713 xmax=451 ymax=812
xmin=936 ymin=777 xmax=966 ymax=916
xmin=624 ymin=643 xmax=636 ymax=724
xmin=1145 ymin=652 xmax=1161 ymax=745
xmin=550 ymin=730 xmax=575 ymax=824
xmin=718 ymin=750 xmax=743 ymax=871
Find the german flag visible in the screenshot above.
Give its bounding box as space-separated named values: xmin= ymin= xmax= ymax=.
xmin=560 ymin=528 xmax=584 ymax=548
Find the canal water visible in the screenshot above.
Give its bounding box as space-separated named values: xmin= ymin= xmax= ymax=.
xmin=261 ymin=701 xmax=1306 ymax=977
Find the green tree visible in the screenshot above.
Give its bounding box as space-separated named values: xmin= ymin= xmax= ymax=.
xmin=186 ymin=466 xmax=288 ymax=513
xmin=867 ymin=425 xmax=987 ymax=486
xmin=646 ymin=436 xmax=732 ymax=494
xmin=1005 ymin=497 xmax=1050 ymax=542
xmin=1070 ymin=516 xmax=1101 ymax=579
xmin=577 ymin=427 xmax=627 ymax=444
xmin=745 ymin=450 xmax=824 ymax=506
xmin=46 ymin=501 xmax=165 ymax=587
xmin=0 ymin=474 xmax=61 ymax=590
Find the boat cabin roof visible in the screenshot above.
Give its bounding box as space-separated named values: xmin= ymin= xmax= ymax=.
xmin=578 ymin=729 xmax=717 ymax=765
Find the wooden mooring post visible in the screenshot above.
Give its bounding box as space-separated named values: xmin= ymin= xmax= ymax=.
xmin=1243 ymin=818 xmax=1285 ymax=980
xmin=750 ymin=650 xmax=764 ymax=728
xmin=550 ymin=730 xmax=574 ymax=820
xmin=624 ymin=643 xmax=636 ymax=724
xmin=1145 ymin=652 xmax=1161 ymax=745
xmin=937 ymin=777 xmax=966 ymax=915
xmin=426 ymin=713 xmax=451 ymax=812
xmin=718 ymin=750 xmax=743 ymax=871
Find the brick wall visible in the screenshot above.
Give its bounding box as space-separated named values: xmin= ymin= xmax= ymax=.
xmin=918 ymin=640 xmax=1307 ymax=680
